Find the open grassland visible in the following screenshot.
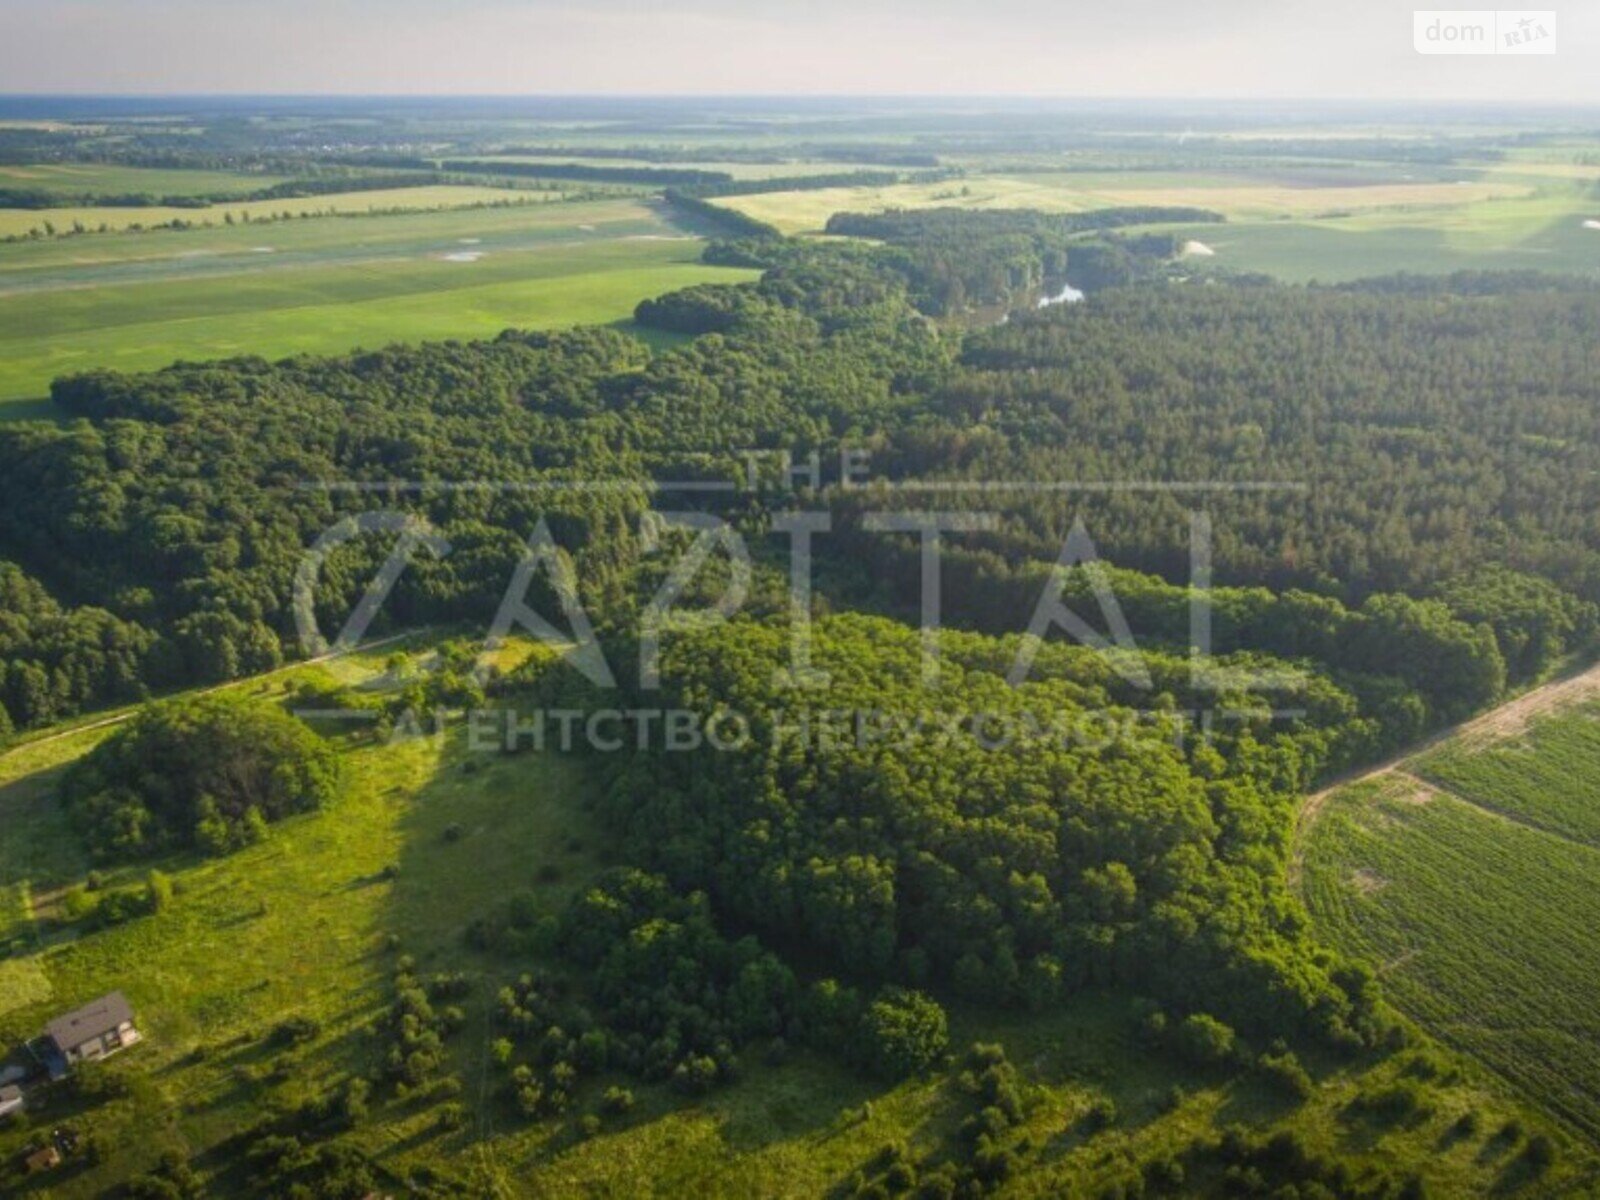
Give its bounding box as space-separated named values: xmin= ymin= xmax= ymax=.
xmin=1163 ymin=183 xmax=1600 ymax=281
xmin=0 ymin=642 xmax=595 ymax=1192
xmin=0 ymin=206 xmax=754 ymax=411
xmin=1413 ymin=699 xmax=1600 ymax=845
xmin=0 ymin=645 xmax=1580 ymax=1196
xmin=450 ymin=155 xmax=891 ymax=180
xmin=714 ymin=172 xmax=1538 ymax=234
xmin=0 ymin=185 xmax=540 ymax=238
xmin=497 ymin=996 xmax=1555 ymax=1199
xmin=0 ymin=162 xmax=291 ymax=198
xmin=0 ymin=195 xmax=647 ymax=282
xmin=1302 ymin=696 xmax=1600 ymax=1141
xmin=724 ymin=164 xmax=1599 ymax=282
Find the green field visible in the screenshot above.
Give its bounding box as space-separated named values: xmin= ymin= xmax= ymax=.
xmin=714 ymin=172 xmax=1537 ymax=233
xmin=1164 ymin=182 xmax=1600 ymax=282
xmin=719 ymin=164 xmax=1600 ymax=282
xmin=1414 ymin=700 xmax=1600 ymax=845
xmin=0 ymin=199 xmax=755 ymax=411
xmin=0 ymin=642 xmax=1575 ymax=1197
xmin=0 ymin=195 xmax=642 ymax=281
xmin=450 ymin=155 xmax=894 ymax=180
xmin=1302 ymin=699 xmax=1600 ymax=1140
xmin=0 ymin=185 xmax=542 ymax=239
xmin=0 ymin=162 xmax=292 ymax=198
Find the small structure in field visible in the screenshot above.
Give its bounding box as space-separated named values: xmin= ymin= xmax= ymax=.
xmin=39 ymin=991 xmax=140 ymax=1077
xmin=24 ymin=1143 xmax=61 ymax=1172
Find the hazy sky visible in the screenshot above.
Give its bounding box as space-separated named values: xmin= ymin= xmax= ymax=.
xmin=1 ymin=0 xmax=1595 ymax=101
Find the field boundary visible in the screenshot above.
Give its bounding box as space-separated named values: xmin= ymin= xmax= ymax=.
xmin=0 ymin=627 xmax=428 ymax=763
xmin=1290 ymin=657 xmax=1600 ymax=881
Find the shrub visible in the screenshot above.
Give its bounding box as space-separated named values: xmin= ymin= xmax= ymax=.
xmin=1254 ymin=1050 xmax=1314 ymax=1101
xmin=854 ymin=987 xmax=949 ymax=1080
xmin=1175 ymin=1013 xmax=1236 ymax=1066
xmin=600 ymin=1086 xmax=635 ymax=1116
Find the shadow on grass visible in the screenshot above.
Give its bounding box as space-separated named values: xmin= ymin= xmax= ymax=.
xmin=0 ymin=397 xmax=60 ymax=423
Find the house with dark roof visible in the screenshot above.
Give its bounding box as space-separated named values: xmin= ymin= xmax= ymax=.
xmin=40 ymin=992 xmax=139 ymax=1074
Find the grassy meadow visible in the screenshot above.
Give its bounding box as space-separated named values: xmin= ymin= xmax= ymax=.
xmin=0 ymin=195 xmax=644 ymax=282
xmin=0 ymin=199 xmax=754 ymax=412
xmin=1302 ymin=697 xmax=1600 ymax=1141
xmin=448 ymin=155 xmax=894 ymax=180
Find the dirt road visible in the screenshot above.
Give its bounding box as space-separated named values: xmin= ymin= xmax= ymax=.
xmin=0 ymin=629 xmax=425 ymax=763
xmin=1290 ymin=657 xmax=1600 ymax=878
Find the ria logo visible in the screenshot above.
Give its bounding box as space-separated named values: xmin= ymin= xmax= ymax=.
xmin=1413 ymin=10 xmax=1556 ymax=54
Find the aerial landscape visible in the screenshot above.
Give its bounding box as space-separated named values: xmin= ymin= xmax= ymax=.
xmin=0 ymin=2 xmax=1597 ymax=1197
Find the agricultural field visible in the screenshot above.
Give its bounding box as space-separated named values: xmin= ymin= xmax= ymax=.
xmin=0 ymin=640 xmax=1577 ymax=1197
xmin=713 ymin=161 xmax=1600 ymax=282
xmin=0 ymin=185 xmax=544 ymax=239
xmin=1414 ymin=699 xmax=1600 ymax=845
xmin=711 ymin=171 xmax=1537 ymax=233
xmin=448 ymin=155 xmax=895 ymax=180
xmin=1301 ymin=694 xmax=1600 ymax=1140
xmin=0 ymin=162 xmax=292 ymax=198
xmin=0 ymin=194 xmax=633 ymax=282
xmin=1161 ymin=180 xmax=1600 ymax=281
xmin=0 ymin=198 xmax=755 ymax=412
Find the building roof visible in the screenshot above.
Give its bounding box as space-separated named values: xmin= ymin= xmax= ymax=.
xmin=44 ymin=991 xmax=133 ymax=1049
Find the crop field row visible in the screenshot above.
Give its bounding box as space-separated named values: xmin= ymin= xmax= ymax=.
xmin=1302 ymin=697 xmax=1600 ymax=1139
xmin=1414 ymin=699 xmax=1600 ymax=845
xmin=0 ymin=162 xmax=293 ymax=197
xmin=0 ymin=184 xmax=552 ymax=239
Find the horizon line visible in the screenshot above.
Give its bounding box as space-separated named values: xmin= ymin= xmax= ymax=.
xmin=2 ymin=91 xmax=1598 ymax=107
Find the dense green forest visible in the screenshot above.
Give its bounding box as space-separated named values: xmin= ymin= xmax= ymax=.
xmin=523 ymin=613 xmax=1392 ymax=1049
xmin=1 ymin=223 xmax=1594 ymax=741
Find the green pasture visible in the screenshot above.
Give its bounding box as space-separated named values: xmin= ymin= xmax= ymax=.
xmin=0 ymin=196 xmax=649 ymax=281
xmin=0 ymin=236 xmax=754 ymax=411
xmin=0 ymin=185 xmax=537 ymax=239
xmin=0 ymin=162 xmax=292 ymax=198
xmin=448 ymin=155 xmax=891 ymax=180
xmin=713 ymin=171 xmax=1544 ymax=235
